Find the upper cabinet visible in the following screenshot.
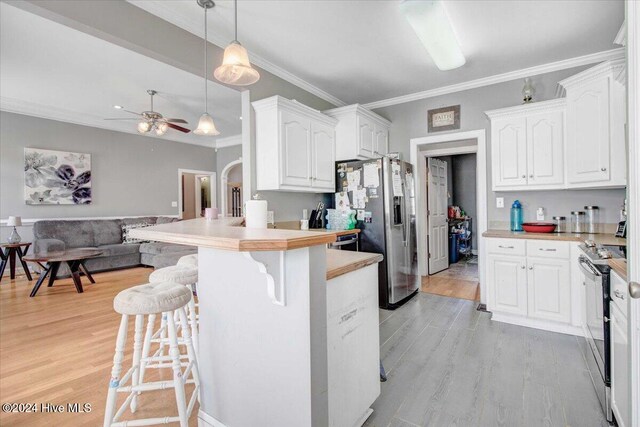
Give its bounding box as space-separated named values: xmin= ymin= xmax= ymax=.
xmin=487 ymin=59 xmax=627 ymax=192
xmin=487 ymin=99 xmax=566 ymax=191
xmin=324 ymin=104 xmax=391 ymax=161
xmin=253 ymin=96 xmax=337 ymax=193
xmin=558 ymin=59 xmax=627 ymax=188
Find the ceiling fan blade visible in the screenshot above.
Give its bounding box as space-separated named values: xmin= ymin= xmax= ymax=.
xmin=167 ymin=123 xmax=191 ymax=133
xmin=166 ymin=118 xmax=188 ymax=124
xmin=104 ymin=118 xmax=140 ymax=121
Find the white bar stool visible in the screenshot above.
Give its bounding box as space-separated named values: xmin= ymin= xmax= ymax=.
xmin=148 ymin=265 xmax=199 ymax=355
xmin=103 ymin=281 xmax=200 ymax=427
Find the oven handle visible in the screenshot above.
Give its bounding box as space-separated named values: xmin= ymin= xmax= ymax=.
xmin=578 ymin=256 xmax=600 ymax=281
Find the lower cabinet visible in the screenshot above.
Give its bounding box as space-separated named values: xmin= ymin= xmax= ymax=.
xmin=610 ymin=271 xmax=629 ymax=427
xmin=487 ymin=255 xmax=527 ymax=316
xmin=527 ymin=257 xmax=571 ymax=323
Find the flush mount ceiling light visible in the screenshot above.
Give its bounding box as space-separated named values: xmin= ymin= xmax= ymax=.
xmin=214 ymin=0 xmax=260 ymax=86
xmin=194 ymin=0 xmax=221 ymax=136
xmin=400 ymin=0 xmax=466 ymax=71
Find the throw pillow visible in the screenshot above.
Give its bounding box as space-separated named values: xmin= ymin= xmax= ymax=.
xmin=121 ymin=223 xmax=151 ymax=244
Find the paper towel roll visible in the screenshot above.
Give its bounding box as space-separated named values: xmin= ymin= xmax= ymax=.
xmin=245 ymin=199 xmax=268 ymax=229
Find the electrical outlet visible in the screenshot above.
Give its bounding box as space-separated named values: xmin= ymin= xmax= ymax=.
xmin=496 ymin=197 xmax=504 ymax=208
xmin=267 ymin=211 xmax=275 ymax=224
xmin=171 ymin=201 xmax=178 ymax=208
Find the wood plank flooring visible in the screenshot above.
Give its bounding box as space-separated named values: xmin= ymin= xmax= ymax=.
xmin=1 ymin=267 xmax=606 ymax=427
xmin=371 ymin=292 xmax=608 ymax=427
xmin=421 ymin=260 xmax=479 ymax=301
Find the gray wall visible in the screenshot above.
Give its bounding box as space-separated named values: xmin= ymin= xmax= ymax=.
xmin=373 ymin=66 xmax=626 ymax=226
xmin=0 ymin=111 xmax=216 ymax=240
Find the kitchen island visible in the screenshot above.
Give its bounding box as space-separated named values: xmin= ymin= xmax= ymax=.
xmin=131 ymin=219 xmax=382 ymax=427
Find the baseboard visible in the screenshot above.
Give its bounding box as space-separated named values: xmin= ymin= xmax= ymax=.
xmin=491 ymin=312 xmax=584 ymax=336
xmin=198 ymin=409 xmax=228 ymax=427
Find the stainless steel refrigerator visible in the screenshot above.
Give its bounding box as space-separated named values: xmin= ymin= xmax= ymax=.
xmin=335 ymin=157 xmax=419 ymax=309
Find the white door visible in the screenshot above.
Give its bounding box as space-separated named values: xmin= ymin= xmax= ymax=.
xmin=526 ymin=110 xmax=564 ymax=186
xmin=374 ymin=124 xmax=389 ymax=157
xmin=566 ymin=78 xmax=611 ymax=184
xmin=427 ymin=158 xmax=448 ymax=274
xmin=492 ymin=117 xmax=528 ymax=188
xmin=357 ymin=115 xmax=375 ymax=157
xmin=280 ymin=110 xmax=311 ymax=188
xmin=526 ymin=257 xmax=571 ymax=323
xmin=311 ymin=122 xmax=335 ymax=191
xmin=487 ymin=255 xmax=527 ymax=316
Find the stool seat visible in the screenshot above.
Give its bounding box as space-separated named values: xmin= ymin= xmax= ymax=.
xmin=177 ymin=254 xmax=198 ymax=268
xmin=149 ymin=265 xmax=198 ymax=285
xmin=114 ymin=281 xmax=191 ymax=315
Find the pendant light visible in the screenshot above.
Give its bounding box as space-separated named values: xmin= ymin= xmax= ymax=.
xmin=194 ymin=0 xmax=221 ymax=136
xmin=214 ymin=0 xmax=260 ymax=86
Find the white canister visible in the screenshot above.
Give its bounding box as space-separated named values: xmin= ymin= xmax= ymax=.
xmin=245 ymin=197 xmax=268 ymax=229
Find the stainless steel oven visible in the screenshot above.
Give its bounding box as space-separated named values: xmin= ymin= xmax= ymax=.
xmin=578 ymin=252 xmax=612 ymax=423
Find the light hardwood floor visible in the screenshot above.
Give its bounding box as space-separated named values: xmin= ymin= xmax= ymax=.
xmin=421 ymin=260 xmax=479 ymax=301
xmin=0 ymin=268 xmax=198 ymax=427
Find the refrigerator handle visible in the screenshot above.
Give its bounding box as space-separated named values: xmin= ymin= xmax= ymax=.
xmin=402 ymin=180 xmax=408 ymax=247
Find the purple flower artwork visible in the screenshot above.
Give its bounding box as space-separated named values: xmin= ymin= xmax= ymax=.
xmin=24 ymin=148 xmax=92 ymax=205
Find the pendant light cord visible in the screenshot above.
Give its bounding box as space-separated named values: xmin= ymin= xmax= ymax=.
xmin=203 ymin=6 xmax=208 ymax=113
xmin=234 ymin=0 xmax=238 ymax=42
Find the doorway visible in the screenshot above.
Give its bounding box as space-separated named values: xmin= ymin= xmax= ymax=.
xmin=423 ymin=153 xmax=478 ymax=301
xmin=220 ymin=158 xmax=243 ymax=217
xmin=178 ymin=169 xmax=216 ymax=220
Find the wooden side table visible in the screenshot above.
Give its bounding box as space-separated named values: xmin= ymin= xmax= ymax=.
xmin=0 ymin=242 xmax=32 ymax=282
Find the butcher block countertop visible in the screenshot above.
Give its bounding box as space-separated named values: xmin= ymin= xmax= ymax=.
xmin=130 ymin=218 xmax=336 ymax=252
xmin=608 ymin=259 xmax=628 ymax=282
xmin=326 ymin=249 xmax=383 ymax=280
xmin=483 ymin=229 xmax=626 ymax=246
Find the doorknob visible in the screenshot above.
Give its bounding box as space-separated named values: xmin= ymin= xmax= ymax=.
xmin=630 ymin=281 xmax=640 ymax=299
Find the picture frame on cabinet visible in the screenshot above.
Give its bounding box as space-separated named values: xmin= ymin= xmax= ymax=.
xmin=428 ymin=105 xmax=460 ymax=133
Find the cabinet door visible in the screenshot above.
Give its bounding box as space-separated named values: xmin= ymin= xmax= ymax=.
xmin=487 ymin=255 xmax=527 ymax=316
xmin=566 ymin=78 xmax=611 ymax=184
xmin=280 ymin=110 xmax=312 ymax=187
xmin=491 ymin=118 xmax=527 ymax=188
xmin=311 ymin=122 xmax=335 ymax=191
xmin=357 ymin=115 xmax=375 ymax=157
xmin=526 ymin=110 xmax=564 ymax=186
xmin=611 ymin=304 xmax=629 ymax=427
xmin=374 ymin=124 xmax=389 ymax=156
xmin=526 ymin=257 xmax=571 ymax=323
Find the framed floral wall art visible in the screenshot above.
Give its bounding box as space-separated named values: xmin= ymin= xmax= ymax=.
xmin=24 ymin=148 xmax=92 ymax=205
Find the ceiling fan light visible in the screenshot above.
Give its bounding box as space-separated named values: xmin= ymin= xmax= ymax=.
xmin=155 ymin=122 xmax=168 ymax=136
xmin=400 ymin=0 xmax=466 ymax=71
xmin=193 ymin=112 xmax=220 ymax=136
xmin=137 ymin=121 xmax=151 ymax=133
xmin=214 ymin=41 xmax=260 ymax=86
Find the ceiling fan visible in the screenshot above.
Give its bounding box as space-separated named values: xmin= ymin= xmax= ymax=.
xmin=105 ymin=89 xmax=190 ymax=136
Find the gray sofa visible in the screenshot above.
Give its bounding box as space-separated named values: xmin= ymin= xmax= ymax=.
xmin=33 ymin=217 xmax=196 ymax=275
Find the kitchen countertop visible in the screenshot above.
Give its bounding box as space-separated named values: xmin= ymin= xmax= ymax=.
xmin=130 ymin=218 xmax=336 ymax=251
xmin=272 ymin=221 xmax=360 ymax=238
xmin=483 ymin=229 xmax=626 ymax=246
xmin=326 ymin=249 xmax=383 ymax=280
xmin=608 ymin=258 xmax=628 ymax=282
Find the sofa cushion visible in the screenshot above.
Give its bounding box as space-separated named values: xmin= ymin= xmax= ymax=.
xmin=139 ymin=242 xmax=192 ymax=255
xmin=97 ymin=243 xmax=141 ymax=257
xmin=121 ymin=217 xmax=157 ymax=226
xmin=122 ymin=223 xmax=152 ymax=244
xmin=33 ymin=220 xmax=95 ymax=248
xmin=92 ymin=219 xmax=123 ymax=246
xmin=156 ymin=216 xmax=179 ymax=224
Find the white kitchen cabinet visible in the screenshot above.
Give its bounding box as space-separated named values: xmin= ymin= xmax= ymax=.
xmin=253 ymin=96 xmax=337 ymax=193
xmin=487 ymin=99 xmax=565 ymax=191
xmin=526 ymin=257 xmax=571 ymax=323
xmin=610 ymin=272 xmax=629 ymax=427
xmin=487 ymin=254 xmax=528 ymax=316
xmin=558 ymin=58 xmax=627 ymax=188
xmin=324 ymin=104 xmax=391 ymax=161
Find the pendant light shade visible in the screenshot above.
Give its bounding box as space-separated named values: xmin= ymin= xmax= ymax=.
xmin=194 ymin=112 xmax=220 ymax=136
xmin=214 ymin=41 xmax=260 ymax=86
xmin=214 ymin=0 xmax=260 ymax=86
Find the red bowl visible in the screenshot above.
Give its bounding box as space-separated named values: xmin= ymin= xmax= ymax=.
xmin=522 ymin=222 xmax=557 ymax=233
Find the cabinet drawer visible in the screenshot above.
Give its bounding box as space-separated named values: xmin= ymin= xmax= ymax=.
xmin=526 ymin=240 xmax=569 ymax=259
xmin=610 ymin=271 xmax=627 ymax=318
xmin=487 ymin=238 xmax=526 ymax=256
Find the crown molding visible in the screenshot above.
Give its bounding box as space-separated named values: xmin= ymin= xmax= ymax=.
xmin=557 ymin=58 xmax=626 ymax=90
xmin=485 ymin=98 xmax=566 ymax=120
xmin=126 ymin=0 xmax=346 ymax=108
xmin=363 ymin=48 xmax=626 ymax=110
xmin=215 ymin=134 xmax=242 ymax=149
xmin=324 ymin=103 xmax=391 ymax=127
xmin=0 ymin=97 xmax=217 ymax=148
xmin=614 ymin=21 xmax=626 ymax=47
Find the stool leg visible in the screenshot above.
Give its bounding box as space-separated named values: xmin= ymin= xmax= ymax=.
xmin=130 ymin=314 xmax=144 ymax=413
xmin=167 ymin=311 xmax=189 ymax=427
xmin=137 ymin=314 xmax=156 ymax=394
xmin=187 ymin=291 xmax=199 ymax=356
xmin=158 ymin=313 xmax=167 ymax=357
xmin=178 ymin=306 xmax=201 ymax=395
xmin=104 ymin=314 xmax=129 ymax=427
